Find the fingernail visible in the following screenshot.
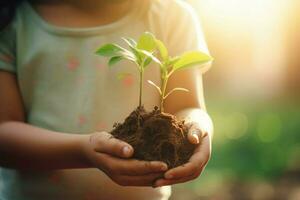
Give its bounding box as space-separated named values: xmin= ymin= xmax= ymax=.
xmin=122 ymin=146 xmax=131 ymax=156
xmin=159 ymin=163 xmax=167 ymax=171
xmin=191 ymin=131 xmax=199 ymax=143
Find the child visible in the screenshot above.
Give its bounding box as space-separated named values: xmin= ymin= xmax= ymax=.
xmin=0 ymin=0 xmax=213 ymax=199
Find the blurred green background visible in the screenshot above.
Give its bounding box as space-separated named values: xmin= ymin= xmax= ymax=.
xmin=171 ymin=1 xmax=300 ymax=199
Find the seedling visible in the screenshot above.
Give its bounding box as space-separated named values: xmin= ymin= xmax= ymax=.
xmin=95 ymin=32 xmax=213 ymax=168
xmin=147 ymin=39 xmax=213 ymax=112
xmin=96 ymin=32 xmax=157 ymax=108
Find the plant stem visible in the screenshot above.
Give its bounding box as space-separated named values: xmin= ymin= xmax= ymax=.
xmin=160 ymin=72 xmax=168 ymax=113
xmin=137 ymin=68 xmax=144 ymax=128
xmin=139 ymin=69 xmax=143 ymax=108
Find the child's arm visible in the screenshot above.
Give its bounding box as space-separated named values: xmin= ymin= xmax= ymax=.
xmin=0 ymin=71 xmax=167 ymax=186
xmin=154 ymin=67 xmax=213 ymax=187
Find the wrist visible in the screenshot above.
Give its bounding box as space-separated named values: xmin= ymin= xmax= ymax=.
xmin=64 ymin=133 xmax=92 ymax=168
xmin=76 ymin=134 xmax=94 ymax=168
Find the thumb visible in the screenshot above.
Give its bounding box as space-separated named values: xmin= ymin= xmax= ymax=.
xmin=187 ymin=127 xmax=205 ymax=145
xmin=92 ymin=132 xmax=134 ymax=158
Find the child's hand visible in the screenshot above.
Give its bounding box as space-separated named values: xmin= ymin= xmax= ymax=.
xmin=154 ymin=122 xmax=211 ymax=187
xmin=81 ymin=131 xmax=168 ymax=187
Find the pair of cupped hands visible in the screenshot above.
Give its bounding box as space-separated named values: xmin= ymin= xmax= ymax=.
xmin=81 ymin=122 xmax=211 ymax=187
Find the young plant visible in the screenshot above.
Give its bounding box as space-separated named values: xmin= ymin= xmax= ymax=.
xmin=147 ymin=39 xmax=213 ymax=112
xmin=95 ymin=32 xmax=157 ymax=108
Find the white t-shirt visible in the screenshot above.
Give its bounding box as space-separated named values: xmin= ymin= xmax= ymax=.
xmin=0 ymin=0 xmax=210 ymax=199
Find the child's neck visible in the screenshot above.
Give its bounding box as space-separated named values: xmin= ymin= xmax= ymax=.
xmin=31 ymin=0 xmax=133 ymax=28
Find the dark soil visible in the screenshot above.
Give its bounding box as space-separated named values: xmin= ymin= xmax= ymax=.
xmin=111 ymin=106 xmax=197 ymax=168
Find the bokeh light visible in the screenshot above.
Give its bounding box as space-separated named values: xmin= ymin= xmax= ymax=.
xmin=170 ymin=1 xmax=300 ymax=199
xmin=257 ymin=113 xmax=281 ymax=143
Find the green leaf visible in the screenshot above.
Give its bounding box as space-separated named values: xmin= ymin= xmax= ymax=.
xmin=164 ymin=87 xmax=189 ymax=99
xmin=147 ymin=80 xmax=162 ymax=95
xmin=144 ymin=57 xmax=152 ymax=67
xmin=164 ymin=56 xmax=180 ymax=73
xmin=122 ymin=37 xmax=137 ymax=48
xmin=95 ymin=44 xmax=124 ymax=57
xmin=138 ymin=49 xmax=162 ymax=66
xmin=119 ymin=50 xmax=137 ymax=63
xmin=156 ymin=39 xmax=168 ymax=61
xmin=173 ymin=51 xmax=213 ymax=71
xmin=128 ymin=46 xmax=142 ymax=65
xmin=137 ymin=32 xmax=156 ymax=52
xmin=121 ymin=38 xmax=143 ymax=65
xmin=109 ymin=56 xmax=123 ymax=67
xmin=169 ymin=56 xmax=180 ymax=66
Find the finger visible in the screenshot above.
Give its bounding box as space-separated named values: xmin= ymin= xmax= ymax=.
xmin=99 ymin=154 xmax=168 ymax=176
xmin=116 ymin=159 xmax=168 ymax=176
xmin=187 ymin=126 xmax=206 ymax=144
xmin=164 ymin=162 xmax=197 ymax=180
xmin=91 ymin=132 xmax=133 ymax=158
xmin=154 ymin=170 xmax=201 ymax=187
xmin=189 ymin=135 xmax=211 ymax=165
xmin=165 ymin=136 xmax=211 ymax=180
xmin=113 ymin=172 xmax=164 ymax=187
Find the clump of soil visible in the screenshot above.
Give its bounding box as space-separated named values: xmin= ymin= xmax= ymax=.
xmin=111 ymin=106 xmax=197 ymax=168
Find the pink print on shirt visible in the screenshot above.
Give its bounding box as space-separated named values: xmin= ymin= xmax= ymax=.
xmin=67 ymin=56 xmax=80 ymax=70
xmin=95 ymin=121 xmax=108 ymax=131
xmin=123 ymin=75 xmax=134 ymax=87
xmin=95 ymin=61 xmax=104 ymax=70
xmin=117 ymin=73 xmax=134 ymax=87
xmin=78 ymin=114 xmax=86 ymax=125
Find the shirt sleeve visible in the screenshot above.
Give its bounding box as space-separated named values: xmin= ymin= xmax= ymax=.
xmin=0 ymin=21 xmax=16 ymax=73
xmin=149 ymin=0 xmax=212 ymax=73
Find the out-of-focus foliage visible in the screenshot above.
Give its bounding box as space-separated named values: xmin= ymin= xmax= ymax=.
xmin=171 ymin=98 xmax=300 ymax=200
xmin=207 ymin=98 xmax=300 ymax=180
xmin=170 ymin=1 xmax=300 ymax=199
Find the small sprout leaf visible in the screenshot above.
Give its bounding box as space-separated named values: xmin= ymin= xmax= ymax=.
xmin=137 ymin=32 xmax=156 ymax=52
xmin=119 ymin=50 xmax=137 ymax=63
xmin=122 ymin=37 xmax=137 ymax=48
xmin=128 ymin=46 xmax=142 ymax=65
xmin=173 ymin=51 xmax=213 ymax=71
xmin=144 ymin=56 xmax=152 ymax=67
xmin=95 ymin=32 xmax=214 ymax=111
xmin=165 ymin=56 xmax=180 ymax=73
xmin=138 ymin=50 xmax=162 ymax=66
xmin=96 ymin=44 xmax=124 ymax=57
xmin=164 ymin=87 xmax=189 ymax=99
xmin=108 ymin=56 xmax=123 ymax=67
xmin=156 ymin=39 xmax=168 ymax=61
xmin=169 ymin=56 xmax=180 ymax=66
xmin=147 ymin=80 xmax=162 ymax=95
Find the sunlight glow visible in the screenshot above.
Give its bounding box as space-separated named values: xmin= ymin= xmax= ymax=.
xmin=188 ymin=0 xmax=291 ymax=98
